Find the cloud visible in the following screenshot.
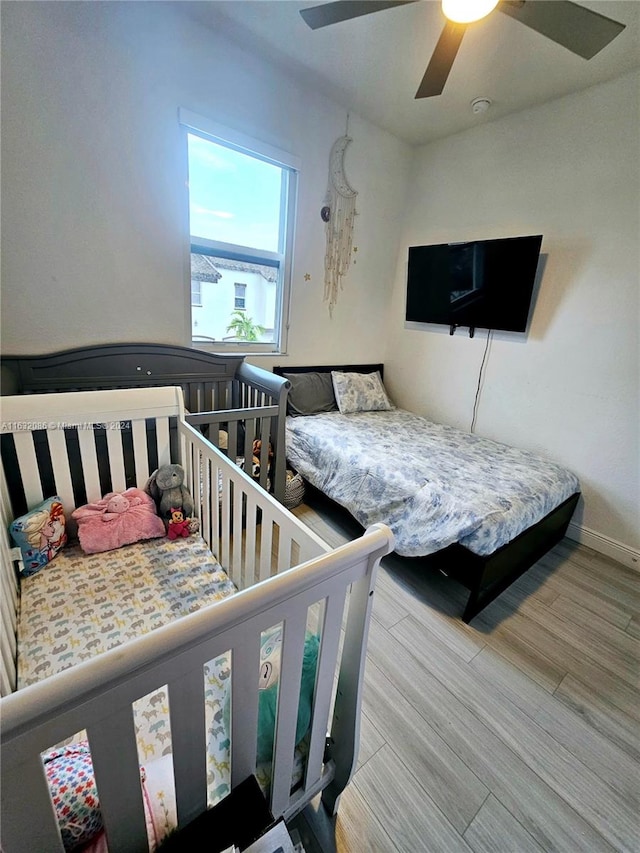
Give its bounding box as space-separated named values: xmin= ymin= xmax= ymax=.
xmin=192 ymin=205 xmax=235 ymax=220
xmin=188 ymin=135 xmax=235 ymax=171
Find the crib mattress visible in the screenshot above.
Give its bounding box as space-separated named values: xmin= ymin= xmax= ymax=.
xmin=18 ymin=534 xmax=308 ymax=843
xmin=17 ymin=535 xmax=237 ymax=689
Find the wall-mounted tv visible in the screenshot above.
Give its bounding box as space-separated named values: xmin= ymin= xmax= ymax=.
xmin=406 ymin=235 xmax=543 ymax=335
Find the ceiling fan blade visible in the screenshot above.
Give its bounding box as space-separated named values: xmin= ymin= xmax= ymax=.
xmin=300 ymin=1 xmax=417 ymax=30
xmin=415 ymin=21 xmax=466 ymax=99
xmin=498 ymin=0 xmax=625 ymax=60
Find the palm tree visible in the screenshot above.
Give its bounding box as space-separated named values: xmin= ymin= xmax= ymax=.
xmin=225 ymin=311 xmax=265 ymax=342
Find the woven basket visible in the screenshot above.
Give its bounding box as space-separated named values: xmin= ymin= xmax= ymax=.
xmin=284 ymin=470 xmax=305 ymax=509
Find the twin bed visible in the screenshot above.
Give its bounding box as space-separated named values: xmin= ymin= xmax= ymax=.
xmin=274 ymin=364 xmax=580 ymax=622
xmin=0 ymin=346 xmax=394 ymax=852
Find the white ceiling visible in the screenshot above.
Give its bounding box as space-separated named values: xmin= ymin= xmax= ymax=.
xmin=179 ymin=0 xmax=640 ymax=146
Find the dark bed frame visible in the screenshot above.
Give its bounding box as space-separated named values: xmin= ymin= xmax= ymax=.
xmin=1 ymin=343 xmax=290 ymax=504
xmin=274 ymin=363 xmax=580 ymax=623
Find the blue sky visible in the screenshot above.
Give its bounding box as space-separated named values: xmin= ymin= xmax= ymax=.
xmin=187 ymin=133 xmax=282 ymax=253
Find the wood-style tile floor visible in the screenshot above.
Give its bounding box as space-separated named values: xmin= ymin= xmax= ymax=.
xmin=287 ymin=494 xmax=640 ymax=853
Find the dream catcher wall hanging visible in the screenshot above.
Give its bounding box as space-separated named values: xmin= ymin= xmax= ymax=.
xmin=322 ymin=132 xmax=358 ymax=315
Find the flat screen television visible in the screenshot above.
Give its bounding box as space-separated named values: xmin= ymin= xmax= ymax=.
xmin=405 ymin=235 xmax=543 ymax=334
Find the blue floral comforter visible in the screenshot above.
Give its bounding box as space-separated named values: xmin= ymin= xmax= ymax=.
xmin=285 ymin=410 xmax=579 ymax=557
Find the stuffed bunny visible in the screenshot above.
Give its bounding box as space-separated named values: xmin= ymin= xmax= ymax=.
xmin=144 ymin=464 xmax=194 ymax=520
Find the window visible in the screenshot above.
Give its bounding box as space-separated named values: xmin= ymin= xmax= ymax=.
xmin=180 ymin=110 xmax=299 ymax=353
xmin=191 ymin=281 xmax=202 ymax=306
xmin=234 ymin=283 xmax=247 ymax=310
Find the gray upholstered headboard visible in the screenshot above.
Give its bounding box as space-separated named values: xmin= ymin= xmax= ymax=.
xmin=273 ymin=363 xmax=384 ymax=379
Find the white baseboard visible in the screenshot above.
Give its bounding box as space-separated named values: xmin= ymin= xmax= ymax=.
xmin=566 ymin=522 xmax=640 ymax=572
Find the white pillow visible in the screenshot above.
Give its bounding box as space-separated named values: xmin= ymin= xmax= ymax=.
xmin=331 ymin=371 xmax=394 ymax=414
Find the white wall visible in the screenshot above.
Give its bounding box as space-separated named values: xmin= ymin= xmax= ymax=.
xmin=2 ymin=2 xmax=637 ymax=560
xmin=0 ymin=1 xmax=410 ymax=363
xmin=384 ymin=71 xmax=639 ymax=557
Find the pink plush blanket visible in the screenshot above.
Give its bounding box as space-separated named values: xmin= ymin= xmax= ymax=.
xmin=72 ymin=489 xmax=166 ymax=554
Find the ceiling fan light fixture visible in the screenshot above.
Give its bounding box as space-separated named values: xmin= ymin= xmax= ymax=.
xmin=442 ymin=0 xmax=499 ymax=24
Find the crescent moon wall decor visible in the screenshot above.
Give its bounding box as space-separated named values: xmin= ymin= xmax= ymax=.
xmin=323 ymin=134 xmax=358 ymax=315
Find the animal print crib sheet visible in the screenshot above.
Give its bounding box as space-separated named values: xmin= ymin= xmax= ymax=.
xmin=18 ymin=535 xmax=307 ymax=820
xmin=17 ymin=535 xmax=237 ymax=689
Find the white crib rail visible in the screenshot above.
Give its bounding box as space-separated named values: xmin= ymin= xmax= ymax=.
xmin=0 ymin=470 xmax=19 ymax=696
xmin=1 ymin=388 xmax=187 ymax=697
xmin=1 ymin=523 xmax=394 ymax=852
xmin=0 ymin=386 xmax=183 ymax=516
xmin=0 ymin=386 xmax=326 ymax=590
xmin=178 ymin=419 xmax=329 ymax=588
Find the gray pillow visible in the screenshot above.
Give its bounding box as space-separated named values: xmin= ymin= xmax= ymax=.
xmin=283 ymin=372 xmax=338 ymax=417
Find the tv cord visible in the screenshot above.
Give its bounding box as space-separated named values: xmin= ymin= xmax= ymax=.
xmin=470 ymin=330 xmax=493 ymax=433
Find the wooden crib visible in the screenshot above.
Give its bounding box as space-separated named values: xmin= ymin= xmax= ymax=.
xmin=0 ymin=386 xmax=394 ymax=852
xmin=1 ymin=342 xmax=290 ymax=503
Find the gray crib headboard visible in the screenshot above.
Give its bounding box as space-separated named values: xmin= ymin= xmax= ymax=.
xmin=1 ymin=343 xmax=290 ymax=503
xmin=0 ymin=343 xmax=246 ymax=407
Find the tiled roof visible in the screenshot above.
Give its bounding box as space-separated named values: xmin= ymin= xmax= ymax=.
xmin=190 ymin=254 xmax=222 ymax=283
xmin=191 ymin=253 xmax=277 ymax=283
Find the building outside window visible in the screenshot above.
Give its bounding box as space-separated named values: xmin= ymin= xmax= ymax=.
xmin=180 ymin=110 xmax=299 ymax=353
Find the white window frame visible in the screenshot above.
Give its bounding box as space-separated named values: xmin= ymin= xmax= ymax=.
xmin=179 ymin=108 xmax=300 ymax=355
xmin=191 ymin=280 xmax=202 ymax=307
xmin=234 ymin=283 xmax=247 ymax=311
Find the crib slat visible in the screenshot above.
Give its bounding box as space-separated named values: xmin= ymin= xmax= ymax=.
xmin=230 ymin=632 xmax=260 ymax=787
xmin=46 ymin=429 xmax=75 ymax=513
xmin=201 ymin=456 xmax=212 ymax=552
xmin=232 ymin=482 xmax=244 ymax=578
xmin=193 ymin=445 xmax=201 ymax=513
xmin=254 ymin=417 xmax=271 ymax=493
xmin=228 ymin=422 xmax=238 ymax=465
xmin=0 ymin=537 xmax=18 ymax=637
xmin=213 ymin=457 xmax=223 ymax=560
xmin=270 ymin=609 xmax=308 ymax=816
xmin=276 ymin=529 xmax=293 ymax=574
xmin=77 ymin=427 xmax=102 ymax=503
xmin=1 ymin=616 xmax=16 ymax=696
xmin=170 ymin=668 xmax=208 ymax=827
xmin=243 ymin=493 xmax=258 ymax=590
xmin=259 ymin=512 xmax=274 ymax=581
xmin=105 ymin=428 xmax=126 ymax=493
xmin=188 ymin=383 xmax=201 ymax=414
xmin=220 ymin=469 xmax=231 ymax=577
xmin=1 ymin=577 xmax=17 ymax=640
xmin=211 ymin=461 xmax=222 ymax=560
xmin=0 ymin=478 xmax=18 ymax=696
xmin=156 ymin=416 xmax=171 ymax=467
xmin=203 ymin=382 xmax=214 ymax=412
xmin=304 ymin=592 xmax=346 ymax=788
xmin=321 ymin=566 xmax=379 ymax=815
xmin=12 ymin=432 xmax=43 ymax=509
xmin=131 ymin=419 xmax=150 ymax=487
xmin=243 ymin=418 xmax=255 ymax=475
xmin=87 ymin=708 xmax=148 ymax=853
xmin=184 ymin=439 xmax=194 ymax=497
xmin=0 ymin=570 xmax=17 ymax=634
xmin=0 ymin=752 xmax=64 ymax=851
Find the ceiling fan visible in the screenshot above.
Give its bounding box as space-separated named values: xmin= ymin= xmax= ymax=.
xmin=299 ymin=1 xmax=626 ymax=98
